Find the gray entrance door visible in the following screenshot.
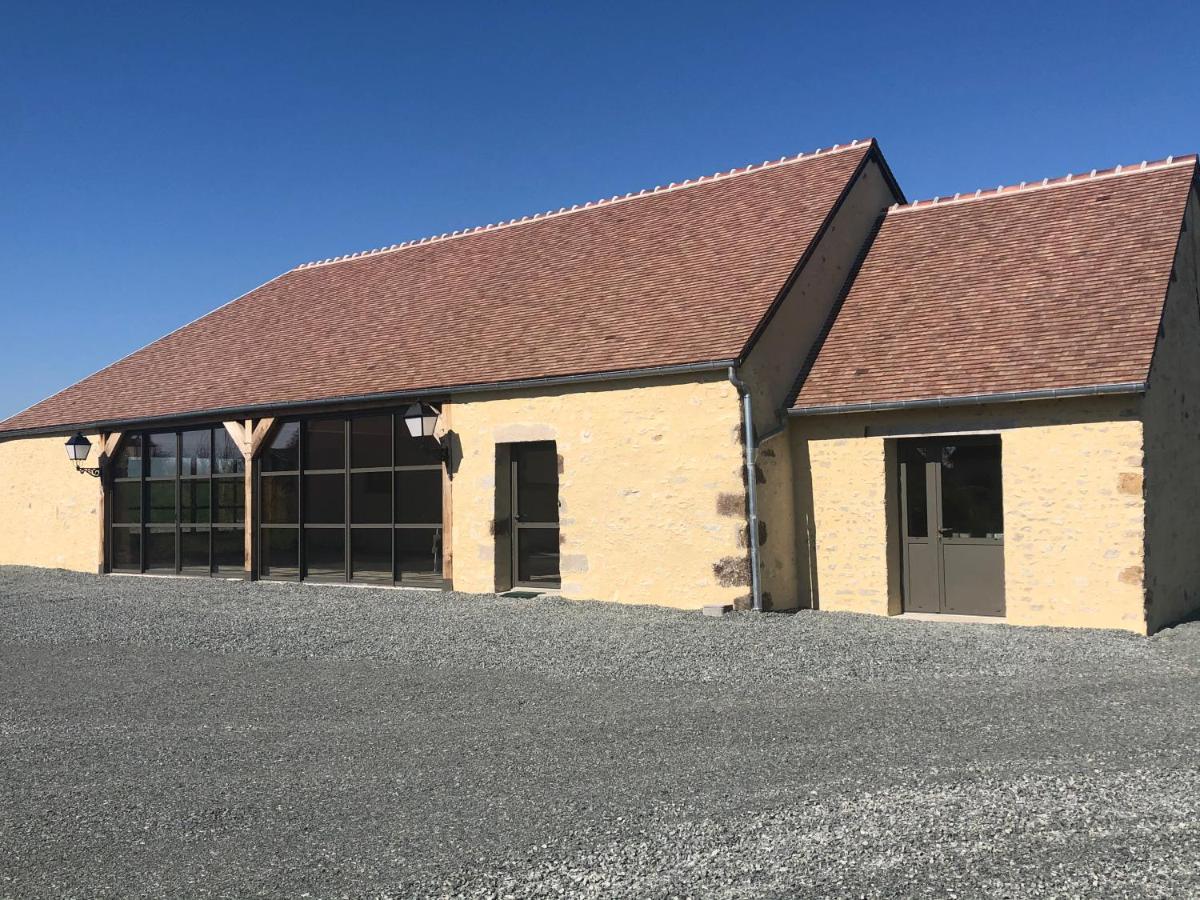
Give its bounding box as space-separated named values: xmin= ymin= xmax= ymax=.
xmin=899 ymin=437 xmax=1005 ymax=616
xmin=511 ymin=442 xmax=561 ymax=588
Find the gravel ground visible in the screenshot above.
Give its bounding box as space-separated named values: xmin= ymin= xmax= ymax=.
xmin=1 ymin=566 xmax=1199 ymax=898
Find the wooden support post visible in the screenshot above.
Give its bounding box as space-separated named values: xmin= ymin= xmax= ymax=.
xmin=223 ymin=417 xmax=276 ymax=580
xmin=440 ymin=403 xmax=453 ymax=584
xmin=242 ymin=419 xmax=254 ymax=578
xmin=95 ymin=432 xmax=124 ymax=573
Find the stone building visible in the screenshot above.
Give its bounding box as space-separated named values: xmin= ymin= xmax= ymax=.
xmin=2 ymin=140 xmax=1196 ymax=634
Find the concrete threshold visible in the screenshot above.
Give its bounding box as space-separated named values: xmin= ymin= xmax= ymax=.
xmin=895 ymin=612 xmax=1009 ymax=625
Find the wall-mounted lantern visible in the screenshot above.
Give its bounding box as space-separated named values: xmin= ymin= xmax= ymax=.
xmin=402 ymin=402 xmax=440 ymax=438
xmin=65 ymin=432 xmax=102 ymax=477
xmin=402 ymin=403 xmax=451 ymax=468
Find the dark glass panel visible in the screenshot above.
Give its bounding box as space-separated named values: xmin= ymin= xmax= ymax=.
xmin=261 ymin=475 xmax=298 ymax=524
xmin=145 ymin=528 xmax=176 ymax=572
xmin=904 ymin=459 xmax=928 ymax=539
xmin=147 ymin=432 xmax=177 ymax=478
xmin=304 ymin=473 xmax=345 ymax=524
xmin=305 ymin=419 xmax=345 ymax=471
xmin=395 ymin=423 xmax=442 ymax=466
xmin=214 ymin=480 xmax=245 ymax=524
xmin=352 ymin=415 xmax=392 ymax=469
xmin=940 ymin=442 xmax=1004 ymax=538
xmin=180 ymin=429 xmax=212 ymax=477
xmin=112 ymin=481 xmax=141 ymax=524
xmin=180 ymin=481 xmax=211 ymax=525
xmin=263 ymin=422 xmax=300 ymax=472
xmin=213 ymin=528 xmax=244 ymax=574
xmin=214 ymin=427 xmax=245 ymax=475
xmin=261 ymin=528 xmax=299 ymax=578
xmin=147 ymin=482 xmax=176 ymax=523
xmin=517 ymin=527 xmax=560 ymax=585
xmin=304 ymin=528 xmax=345 ymax=580
xmin=351 ymin=471 xmax=392 ymax=524
xmin=396 ymin=470 xmax=442 ymax=525
xmin=112 ymin=435 xmax=143 ymax=479
xmin=515 ymin=443 xmax=559 ymax=523
xmin=180 ymin=527 xmax=210 ymax=573
xmin=351 ymin=528 xmax=391 ymax=582
xmin=110 ymin=526 xmax=140 ymax=571
xmin=396 ymin=527 xmax=442 ymax=584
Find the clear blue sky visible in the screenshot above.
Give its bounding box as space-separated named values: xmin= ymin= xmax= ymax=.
xmin=2 ymin=0 xmax=1198 ymax=420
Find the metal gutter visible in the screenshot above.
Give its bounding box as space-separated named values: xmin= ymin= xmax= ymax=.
xmin=728 ymin=367 xmax=764 ymax=614
xmin=0 ymin=358 xmax=737 ymax=441
xmin=788 ymin=381 xmax=1146 ymax=417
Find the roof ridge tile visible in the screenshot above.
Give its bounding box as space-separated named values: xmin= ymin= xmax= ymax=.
xmin=293 ymin=139 xmax=875 ymax=271
xmin=888 ymin=153 xmax=1196 ymax=215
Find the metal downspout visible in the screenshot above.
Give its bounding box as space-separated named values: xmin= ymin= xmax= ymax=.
xmin=728 ymin=367 xmax=763 ymax=613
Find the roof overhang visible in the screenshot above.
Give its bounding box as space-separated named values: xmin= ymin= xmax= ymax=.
xmin=0 ymin=358 xmax=737 ymax=441
xmin=788 ymin=381 xmax=1146 ymax=417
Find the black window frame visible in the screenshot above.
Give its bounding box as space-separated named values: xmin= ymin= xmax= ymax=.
xmin=106 ymin=426 xmax=245 ymax=578
xmin=257 ymin=409 xmax=447 ymax=589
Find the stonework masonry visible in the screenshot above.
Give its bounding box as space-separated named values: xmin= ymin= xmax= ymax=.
xmin=1143 ymin=184 xmax=1200 ymax=632
xmin=792 ymin=397 xmax=1150 ymax=632
xmin=448 ymin=371 xmax=750 ymax=608
xmin=739 ymin=156 xmax=900 ymax=612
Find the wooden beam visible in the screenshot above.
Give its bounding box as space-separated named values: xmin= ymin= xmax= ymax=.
xmin=102 ymin=431 xmax=124 ymax=459
xmin=236 ymin=417 xmax=276 ymax=579
xmin=96 ymin=431 xmax=123 ymax=574
xmin=222 ymin=421 xmax=248 ymax=455
xmin=248 ymin=417 xmax=276 ymax=459
xmin=440 ymin=404 xmax=453 ymax=584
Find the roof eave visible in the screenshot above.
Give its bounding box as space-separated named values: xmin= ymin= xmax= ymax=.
xmin=788 ymin=381 xmax=1146 ymax=417
xmin=0 ymin=357 xmax=738 ymax=441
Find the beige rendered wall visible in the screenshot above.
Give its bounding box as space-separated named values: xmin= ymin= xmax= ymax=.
xmin=793 ymin=397 xmax=1149 ymax=632
xmin=0 ymin=433 xmax=102 ymax=573
xmin=1143 ymin=184 xmax=1200 ymax=632
xmin=449 ymin=371 xmax=750 ymax=608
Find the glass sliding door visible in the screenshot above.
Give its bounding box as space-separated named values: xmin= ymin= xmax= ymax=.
xmin=109 ymin=436 xmax=143 ymax=572
xmin=350 ymin=415 xmax=393 ymax=583
xmin=260 ymin=421 xmax=300 ymax=579
xmin=302 ymin=418 xmax=347 ymax=581
xmin=106 ymin=427 xmax=244 ymax=577
xmin=395 ymin=414 xmax=443 ymax=586
xmin=257 ymin=409 xmax=446 ymax=588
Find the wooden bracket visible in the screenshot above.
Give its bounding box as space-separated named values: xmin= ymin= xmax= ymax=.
xmin=248 ymin=417 xmax=276 ymax=459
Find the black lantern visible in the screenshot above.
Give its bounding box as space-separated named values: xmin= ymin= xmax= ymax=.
xmin=65 ymin=432 xmax=92 ymax=462
xmin=65 ymin=432 xmax=102 ymax=477
xmin=402 ymin=403 xmax=440 ymax=439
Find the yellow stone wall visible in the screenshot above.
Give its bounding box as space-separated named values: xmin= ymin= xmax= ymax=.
xmin=449 ymin=371 xmax=750 ymax=608
xmin=793 ymin=397 xmax=1149 ymax=632
xmin=0 ymin=433 xmax=102 ymax=573
xmin=739 ymin=156 xmax=899 ymax=612
xmin=1143 ymin=184 xmax=1200 ymax=632
xmin=801 ymin=434 xmax=900 ymax=615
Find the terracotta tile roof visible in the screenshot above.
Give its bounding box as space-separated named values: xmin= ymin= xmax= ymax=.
xmin=1 ymin=141 xmax=877 ymax=436
xmin=792 ymin=156 xmax=1197 ymax=413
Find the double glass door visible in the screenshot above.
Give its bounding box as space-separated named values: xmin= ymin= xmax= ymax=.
xmin=899 ymin=436 xmax=1005 ymax=616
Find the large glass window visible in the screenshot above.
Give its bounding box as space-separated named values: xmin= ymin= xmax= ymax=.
xmin=259 ymin=410 xmax=445 ymax=587
xmin=107 ymin=427 xmax=245 ymax=577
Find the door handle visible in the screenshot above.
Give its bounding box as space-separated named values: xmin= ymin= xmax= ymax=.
xmin=938 ymin=527 xmax=953 ymax=537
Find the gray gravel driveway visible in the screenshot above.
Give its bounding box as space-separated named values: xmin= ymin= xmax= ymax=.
xmin=2 ymin=567 xmax=1199 ymax=898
